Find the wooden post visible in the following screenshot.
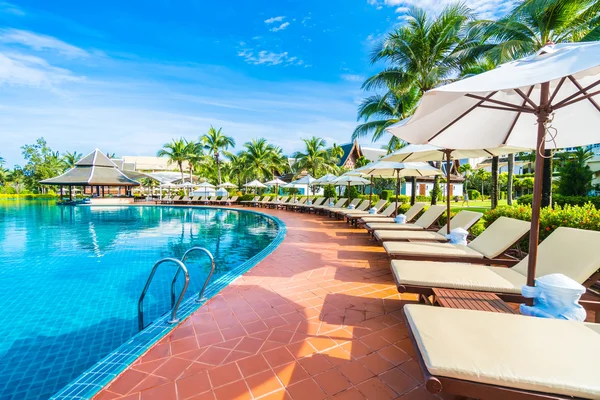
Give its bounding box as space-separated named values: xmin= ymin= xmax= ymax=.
xmin=527 ymin=81 xmax=550 ymax=288
xmin=369 ymin=175 xmax=373 ymax=207
xmin=445 ymin=150 xmax=452 ymax=235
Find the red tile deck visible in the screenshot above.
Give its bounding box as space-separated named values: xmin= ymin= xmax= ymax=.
xmin=93 ymin=206 xmax=432 ymax=400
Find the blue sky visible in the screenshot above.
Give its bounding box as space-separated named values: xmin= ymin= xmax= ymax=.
xmin=0 ymin=0 xmax=516 ymax=167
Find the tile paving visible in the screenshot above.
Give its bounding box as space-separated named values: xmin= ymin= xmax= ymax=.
xmin=92 ymin=206 xmax=438 ymax=400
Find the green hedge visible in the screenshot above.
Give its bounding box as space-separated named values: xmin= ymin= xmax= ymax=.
xmin=357 ymin=194 xmax=380 ymax=204
xmin=380 ymin=190 xmax=395 ymax=200
xmin=467 ymin=189 xmax=481 ymax=200
xmin=517 ymin=194 xmax=600 ymax=208
xmin=415 ymin=195 xmax=431 ymax=202
xmin=0 ymin=193 xmax=58 ymax=199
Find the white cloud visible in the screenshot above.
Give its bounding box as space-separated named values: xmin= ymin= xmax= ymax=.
xmin=341 ymin=74 xmax=364 ymax=82
xmin=0 ymin=28 xmax=89 ymax=58
xmin=238 ymin=48 xmax=304 ymax=66
xmin=0 ymin=52 xmax=80 ymax=88
xmin=366 ymin=0 xmax=519 ymax=20
xmin=270 ymin=22 xmax=290 ymax=32
xmin=0 ymin=1 xmax=25 ymax=15
xmin=264 ymin=16 xmax=285 ymax=24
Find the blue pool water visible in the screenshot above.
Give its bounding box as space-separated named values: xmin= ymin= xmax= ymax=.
xmin=0 ymin=202 xmax=280 ymax=400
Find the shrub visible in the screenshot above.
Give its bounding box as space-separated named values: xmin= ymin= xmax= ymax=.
xmin=323 ymin=184 xmax=337 ymax=199
xmin=238 ymin=194 xmax=256 ymax=202
xmin=467 ymin=189 xmax=480 ymax=200
xmin=517 ymin=194 xmax=600 ymax=209
xmin=516 ymin=194 xmax=533 ymax=205
xmin=415 ymin=195 xmax=431 ymax=202
xmin=347 ymin=186 xmax=360 ymax=200
xmin=380 ymin=190 xmax=395 ymax=200
xmin=358 ymin=194 xmax=380 ymax=204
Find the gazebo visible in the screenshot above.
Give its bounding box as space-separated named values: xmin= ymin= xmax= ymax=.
xmin=40 ymin=149 xmax=146 ymax=202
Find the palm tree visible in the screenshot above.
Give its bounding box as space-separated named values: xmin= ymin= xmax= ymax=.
xmin=475 ymin=0 xmax=600 ymax=206
xmin=0 ymin=156 xmax=4 ymax=166
xmin=200 ymin=126 xmax=235 ymax=185
xmin=62 ymin=151 xmax=82 ymax=169
xmin=241 ymin=138 xmax=281 ymax=181
xmin=157 ymin=138 xmax=188 ymax=181
xmin=8 ymin=168 xmax=24 ymax=194
xmin=229 ymin=153 xmax=249 ymax=188
xmin=458 ymin=163 xmax=473 ymax=194
xmin=292 ymin=137 xmax=338 ymax=177
xmin=330 ymin=143 xmax=345 ymax=160
xmin=507 ymin=154 xmax=515 ymax=205
xmin=185 ymin=140 xmax=205 ymax=183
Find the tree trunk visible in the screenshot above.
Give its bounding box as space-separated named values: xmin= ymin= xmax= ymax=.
xmin=541 ymin=150 xmax=552 ymax=207
xmin=431 ymin=161 xmax=441 ymax=205
xmin=216 ymin=152 xmax=221 ymax=185
xmin=491 ymin=156 xmax=499 ymax=209
xmin=410 ymin=177 xmax=417 ymax=205
xmin=507 ymin=153 xmax=514 ymax=206
xmin=179 ymin=162 xmax=184 ymax=182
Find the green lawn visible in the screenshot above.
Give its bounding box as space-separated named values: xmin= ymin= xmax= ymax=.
xmin=448 ymin=199 xmax=509 ymax=212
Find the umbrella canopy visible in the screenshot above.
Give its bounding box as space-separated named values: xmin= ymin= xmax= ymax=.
xmin=386 ymin=41 xmax=600 ymax=290
xmin=196 ymin=182 xmax=215 ymax=188
xmin=331 ymin=175 xmax=372 ymax=185
xmin=290 ymin=175 xmax=316 ymax=185
xmin=217 ymin=182 xmax=237 ymax=188
xmin=382 ymin=144 xmax=529 ymax=163
xmin=244 ymin=180 xmax=267 ymax=188
xmin=264 ymin=178 xmax=287 ymax=186
xmin=179 ymin=182 xmax=197 ymax=188
xmin=311 ymin=174 xmax=338 ymax=186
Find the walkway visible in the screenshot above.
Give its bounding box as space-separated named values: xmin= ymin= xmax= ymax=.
xmin=94 ymin=206 xmax=433 ymax=400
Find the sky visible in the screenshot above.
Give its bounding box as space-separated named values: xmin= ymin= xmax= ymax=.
xmin=0 ymin=0 xmax=517 ymax=167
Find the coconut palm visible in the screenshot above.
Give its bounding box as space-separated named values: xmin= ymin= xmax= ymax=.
xmin=0 ymin=156 xmax=4 ymax=166
xmin=240 ymin=138 xmax=281 ymax=181
xmin=157 ymin=138 xmax=188 ymax=181
xmin=62 ymin=151 xmax=82 ymax=169
xmin=474 ymin=0 xmax=600 ymax=206
xmin=330 ymin=143 xmax=345 ymax=160
xmin=229 ymin=153 xmax=249 ymax=188
xmin=200 ymin=126 xmax=235 ymax=185
xmin=185 ymin=140 xmax=205 ymax=183
xmin=292 ymin=137 xmax=338 ymax=177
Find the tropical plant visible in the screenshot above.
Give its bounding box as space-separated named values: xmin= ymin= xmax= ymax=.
xmin=200 ymin=126 xmax=235 ymax=184
xmin=330 ymin=143 xmax=345 ymax=160
xmin=292 ymin=137 xmax=338 ymax=177
xmin=184 ymin=140 xmax=205 ymax=182
xmin=20 ymin=138 xmax=64 ymax=193
xmin=157 ymin=138 xmax=189 ymax=181
xmin=457 ymin=163 xmax=472 ymax=194
xmin=240 ymin=138 xmax=283 ymax=181
xmin=556 ymin=147 xmax=594 ymax=196
xmin=355 ymin=156 xmax=370 ymax=168
xmin=474 ymin=0 xmax=600 ymax=206
xmin=62 ymin=151 xmax=82 ymax=169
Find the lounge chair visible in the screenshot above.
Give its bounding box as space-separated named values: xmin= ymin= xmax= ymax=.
xmin=333 ymin=199 xmax=372 ymax=219
xmin=391 ymin=226 xmax=600 ymax=304
xmin=285 ymin=197 xmax=307 ymax=211
xmin=298 ymin=197 xmax=328 ymax=212
xmin=213 ymin=196 xmax=228 ymax=205
xmin=225 ymin=196 xmax=238 ymax=206
xmin=240 ymin=196 xmax=259 ymax=207
xmin=365 ymin=205 xmax=446 ymax=233
xmin=256 ymin=196 xmax=271 ymax=207
xmin=188 ymin=196 xmax=200 ymax=204
xmin=359 ymin=202 xmax=426 ymax=225
xmin=403 ymin=304 xmax=600 ymax=400
xmin=203 ymin=196 xmax=217 ymax=205
xmin=342 ymin=199 xmax=388 ymax=222
xmin=374 ymin=210 xmax=483 ymax=242
xmin=313 ymin=198 xmax=348 ymax=215
xmin=162 ymin=195 xmax=180 ymax=204
xmin=176 ymin=196 xmax=190 ymax=204
xmin=383 ymin=217 xmax=530 ymax=266
xmin=265 ymin=196 xmax=288 ymax=209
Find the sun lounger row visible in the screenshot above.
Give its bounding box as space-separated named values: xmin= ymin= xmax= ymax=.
xmin=159 ymin=195 xmax=238 ymax=205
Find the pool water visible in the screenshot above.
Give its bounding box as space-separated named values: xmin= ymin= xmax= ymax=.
xmin=0 ymin=202 xmax=279 ymax=400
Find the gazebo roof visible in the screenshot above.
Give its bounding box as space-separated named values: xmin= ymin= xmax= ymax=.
xmin=40 ymin=149 xmax=142 ymax=186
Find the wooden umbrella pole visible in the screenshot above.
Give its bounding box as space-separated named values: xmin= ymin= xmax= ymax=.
xmin=395 ymin=170 xmax=400 ymax=217
xmin=527 ymin=81 xmax=550 ymax=288
xmin=369 ymin=175 xmax=373 ymax=207
xmin=445 ymin=149 xmax=452 ymax=235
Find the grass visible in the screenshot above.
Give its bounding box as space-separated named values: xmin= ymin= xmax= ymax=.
xmin=448 ymin=199 xmax=509 ymax=213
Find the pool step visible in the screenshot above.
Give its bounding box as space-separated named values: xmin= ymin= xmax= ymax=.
xmin=137 ymin=246 xmax=215 ymax=331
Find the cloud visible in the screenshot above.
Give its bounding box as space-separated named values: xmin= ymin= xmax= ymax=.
xmin=0 ymin=28 xmax=89 ymax=58
xmin=0 ymin=52 xmax=80 ymax=88
xmin=264 ymin=16 xmax=285 ymax=24
xmin=270 ymin=22 xmax=290 ymax=32
xmin=0 ymin=1 xmax=24 ymax=15
xmin=238 ymin=48 xmax=304 ymax=66
xmin=341 ymin=74 xmax=364 ymax=82
xmin=366 ymin=0 xmax=519 ymax=20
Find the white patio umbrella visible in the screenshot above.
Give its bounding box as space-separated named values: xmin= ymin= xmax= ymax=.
xmin=264 ymin=178 xmax=287 ymax=201
xmin=349 ymin=161 xmax=441 ymax=214
xmin=289 ymin=175 xmax=316 ymax=198
xmin=244 ymin=179 xmax=267 ymax=194
xmin=331 ymin=175 xmax=371 ymax=205
xmin=382 ymin=145 xmax=526 ymax=233
xmin=218 ymin=182 xmax=236 ymax=188
xmin=197 ymin=181 xmax=215 ymax=198
xmin=311 ymin=174 xmax=338 ymax=186
xmin=386 ymin=41 xmax=600 ymax=289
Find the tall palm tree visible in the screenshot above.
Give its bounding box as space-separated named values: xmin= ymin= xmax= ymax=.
xmin=330 ymin=143 xmax=345 ymax=160
xmin=157 ymin=138 xmax=188 ymax=181
xmin=475 ymin=0 xmax=600 ymax=206
xmin=292 ymin=137 xmax=338 ymax=177
xmin=62 ymin=151 xmax=82 ymax=169
xmin=229 ymin=153 xmax=249 ymax=188
xmin=0 ymin=156 xmax=4 ymax=166
xmin=200 ymin=126 xmax=235 ymax=185
xmin=185 ymin=140 xmax=205 ymax=183
xmin=240 ymin=138 xmax=281 ymax=181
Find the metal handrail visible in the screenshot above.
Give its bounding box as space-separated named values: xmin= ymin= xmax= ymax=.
xmin=171 ymin=246 xmax=215 ymax=306
xmin=138 ymin=258 xmax=189 ymax=331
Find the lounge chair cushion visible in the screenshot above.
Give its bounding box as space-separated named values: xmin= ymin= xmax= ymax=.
xmin=375 ymin=230 xmax=447 ymax=242
xmin=467 ymin=217 xmax=530 ymax=259
xmin=391 ymin=260 xmax=525 ymax=294
xmin=383 ymin=241 xmax=484 ymax=259
xmin=404 ymin=305 xmax=600 ymax=399
xmin=360 ymin=217 xmax=396 ymax=223
xmin=367 ymin=222 xmax=425 ymax=231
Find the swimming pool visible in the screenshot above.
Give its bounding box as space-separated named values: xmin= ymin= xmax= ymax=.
xmin=0 ymin=202 xmax=283 ymax=400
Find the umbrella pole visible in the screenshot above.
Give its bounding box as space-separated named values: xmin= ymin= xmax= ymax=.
xmin=369 ymin=175 xmax=373 ymax=207
xmin=445 ymin=149 xmax=452 ymax=235
xmin=395 ymin=170 xmax=400 ymax=216
xmin=527 ymin=81 xmax=550 ymax=289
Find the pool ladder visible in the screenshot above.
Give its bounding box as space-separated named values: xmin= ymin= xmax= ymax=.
xmin=137 ymin=246 xmax=216 ymax=331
